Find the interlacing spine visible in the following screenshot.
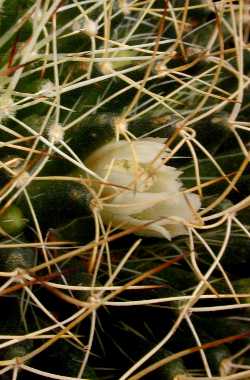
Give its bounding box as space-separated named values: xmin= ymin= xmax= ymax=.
xmin=0 ymin=1 xmax=249 ymax=379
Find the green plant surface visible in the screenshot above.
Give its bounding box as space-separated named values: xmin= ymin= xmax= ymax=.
xmin=0 ymin=1 xmax=249 ymax=379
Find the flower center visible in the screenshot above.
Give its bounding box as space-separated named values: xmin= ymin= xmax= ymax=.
xmin=110 ymin=159 xmax=156 ymax=192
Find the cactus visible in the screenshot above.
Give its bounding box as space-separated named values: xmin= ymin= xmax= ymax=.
xmin=0 ymin=1 xmax=249 ymax=379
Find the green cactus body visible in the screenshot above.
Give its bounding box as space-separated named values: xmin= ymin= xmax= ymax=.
xmin=0 ymin=1 xmax=249 ymax=379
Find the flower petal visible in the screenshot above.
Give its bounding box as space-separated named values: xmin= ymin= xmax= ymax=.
xmin=137 ymin=192 xmax=200 ymax=224
xmin=149 ymin=166 xmax=182 ymax=193
xmin=101 ymin=211 xmax=171 ymax=240
xmin=96 ymin=168 xmax=134 ymax=188
xmin=103 ymin=191 xmax=168 ymax=215
xmin=85 ymin=138 xmax=168 ymax=171
xmin=130 ymin=140 xmax=167 ymax=163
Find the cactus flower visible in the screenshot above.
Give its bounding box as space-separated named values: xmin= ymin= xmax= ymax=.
xmin=85 ymin=139 xmax=201 ymax=240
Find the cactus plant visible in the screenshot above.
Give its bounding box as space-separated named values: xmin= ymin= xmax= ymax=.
xmin=0 ymin=1 xmax=249 ymax=379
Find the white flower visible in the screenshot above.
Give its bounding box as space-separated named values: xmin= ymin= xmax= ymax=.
xmin=85 ymin=138 xmax=201 ymax=240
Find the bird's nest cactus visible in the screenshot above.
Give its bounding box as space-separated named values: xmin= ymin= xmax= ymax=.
xmin=0 ymin=0 xmax=250 ymax=379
